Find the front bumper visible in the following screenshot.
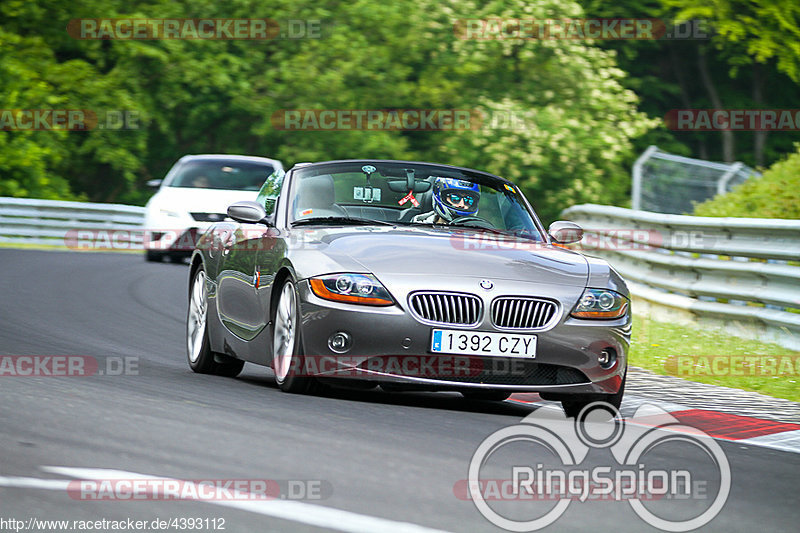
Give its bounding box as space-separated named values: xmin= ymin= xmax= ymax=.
xmin=143 ymin=227 xmax=204 ymax=253
xmin=295 ymin=280 xmax=630 ymax=395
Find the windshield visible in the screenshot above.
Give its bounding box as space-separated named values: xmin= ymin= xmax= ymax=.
xmin=290 ymin=161 xmax=544 ymax=239
xmin=167 ymin=160 xmax=276 ymax=191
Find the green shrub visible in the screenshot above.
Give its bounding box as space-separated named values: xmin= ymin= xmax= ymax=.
xmin=693 ymin=145 xmax=800 ymax=219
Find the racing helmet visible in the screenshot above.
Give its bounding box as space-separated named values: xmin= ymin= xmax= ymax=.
xmin=432 ymin=177 xmax=480 ymax=222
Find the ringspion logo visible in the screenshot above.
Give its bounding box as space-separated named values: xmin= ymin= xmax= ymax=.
xmin=464 ymin=404 xmax=730 ymax=531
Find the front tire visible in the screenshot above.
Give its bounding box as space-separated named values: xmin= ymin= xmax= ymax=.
xmin=187 ymin=267 xmax=244 ymax=377
xmin=272 ymin=279 xmax=316 ymax=393
xmin=145 ymin=250 xmax=164 ymax=262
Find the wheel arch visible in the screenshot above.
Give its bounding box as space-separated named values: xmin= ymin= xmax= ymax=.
xmin=269 ymin=265 xmax=297 ymax=322
xmin=189 ymin=251 xmax=204 ymax=298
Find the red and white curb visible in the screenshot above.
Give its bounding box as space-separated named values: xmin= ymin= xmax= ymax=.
xmin=508 ymin=393 xmax=800 ymax=454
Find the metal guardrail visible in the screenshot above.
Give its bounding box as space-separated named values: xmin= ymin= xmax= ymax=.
xmin=0 ymin=197 xmax=145 ymax=249
xmin=562 ymin=204 xmax=800 ymax=349
xmin=1 ymin=196 xmax=797 ymax=346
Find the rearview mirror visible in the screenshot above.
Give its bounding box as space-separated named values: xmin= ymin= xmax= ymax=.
xmin=386 ymin=180 xmax=431 ymax=193
xmin=548 ymin=221 xmax=583 ymax=244
xmin=227 ymin=201 xmax=267 ymax=224
xmin=146 ymin=179 xmax=163 ymax=189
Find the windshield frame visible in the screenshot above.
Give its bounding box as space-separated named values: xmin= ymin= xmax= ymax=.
xmin=285 ymin=160 xmax=548 ymax=240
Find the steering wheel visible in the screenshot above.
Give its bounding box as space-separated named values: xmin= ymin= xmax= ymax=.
xmin=450 ymin=215 xmax=495 ymax=229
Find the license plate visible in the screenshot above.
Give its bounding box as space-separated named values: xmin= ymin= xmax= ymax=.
xmin=430 ymin=329 xmax=537 ymax=358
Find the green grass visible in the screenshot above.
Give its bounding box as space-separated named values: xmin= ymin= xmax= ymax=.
xmin=630 ymin=314 xmax=800 ymax=402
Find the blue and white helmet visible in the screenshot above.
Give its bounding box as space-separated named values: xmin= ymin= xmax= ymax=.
xmin=432 ymin=177 xmax=480 ymax=222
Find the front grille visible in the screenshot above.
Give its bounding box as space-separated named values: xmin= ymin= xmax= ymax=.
xmin=357 ymin=356 xmax=588 ymax=386
xmin=491 ymin=297 xmax=558 ymax=330
xmin=409 ymin=292 xmax=482 ymax=326
xmin=442 ymin=360 xmax=588 ymax=386
xmin=190 ymin=212 xmax=227 ymax=222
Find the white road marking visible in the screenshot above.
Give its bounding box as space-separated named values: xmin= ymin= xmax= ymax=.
xmin=620 ymin=394 xmax=688 ymax=414
xmin=0 ymin=477 xmax=71 ymax=490
xmin=0 ymin=466 xmax=454 ymax=533
xmin=737 ymin=430 xmax=800 ymax=453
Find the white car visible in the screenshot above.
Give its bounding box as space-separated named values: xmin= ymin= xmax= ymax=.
xmin=143 ymin=154 xmax=283 ymax=262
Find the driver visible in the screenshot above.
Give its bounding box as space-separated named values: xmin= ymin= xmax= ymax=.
xmin=191 ymin=174 xmax=211 ymax=188
xmin=412 ymin=177 xmax=480 ymax=224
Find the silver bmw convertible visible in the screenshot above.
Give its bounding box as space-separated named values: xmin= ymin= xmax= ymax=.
xmin=186 ymin=159 xmax=630 ymax=416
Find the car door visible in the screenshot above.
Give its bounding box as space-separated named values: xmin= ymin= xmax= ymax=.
xmin=216 ymin=169 xmax=286 ymax=342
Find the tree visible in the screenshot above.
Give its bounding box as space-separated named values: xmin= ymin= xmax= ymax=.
xmin=1 ymin=0 xmax=662 ymax=220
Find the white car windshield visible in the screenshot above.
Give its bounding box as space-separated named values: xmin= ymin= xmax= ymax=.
xmin=167 ymin=160 xmax=276 ymax=191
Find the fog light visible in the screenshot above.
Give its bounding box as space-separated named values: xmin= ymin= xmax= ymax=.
xmin=328 ymin=332 xmax=352 ymax=353
xmin=598 ymin=348 xmax=617 ymax=369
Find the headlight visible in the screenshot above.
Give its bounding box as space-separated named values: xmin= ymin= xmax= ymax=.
xmin=309 ymin=274 xmax=394 ymax=306
xmin=571 ymin=289 xmax=628 ymax=319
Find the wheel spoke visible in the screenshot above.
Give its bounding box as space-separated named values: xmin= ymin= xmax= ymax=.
xmin=274 ymin=282 xmax=298 ymax=382
xmin=187 ymin=270 xmax=207 ymax=364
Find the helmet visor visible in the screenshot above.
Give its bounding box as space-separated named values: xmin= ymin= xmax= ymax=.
xmin=442 ymin=189 xmax=479 ymax=210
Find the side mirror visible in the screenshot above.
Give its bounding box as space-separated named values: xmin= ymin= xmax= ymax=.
xmin=227 ymin=201 xmax=267 ymax=224
xmin=548 ymin=221 xmax=583 ymax=244
xmin=146 ymin=179 xmax=163 ymax=189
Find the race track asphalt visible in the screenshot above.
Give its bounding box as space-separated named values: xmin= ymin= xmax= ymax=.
xmin=1 ymin=249 xmax=798 ymax=532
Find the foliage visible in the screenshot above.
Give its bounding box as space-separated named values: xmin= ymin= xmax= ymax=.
xmin=666 ymin=0 xmax=800 ymax=82
xmin=693 ymin=144 xmax=800 ymax=218
xmin=433 ymin=0 xmax=657 ymax=221
xmin=1 ymin=0 xmax=799 ymax=222
xmin=0 ymin=0 xmax=652 ymax=220
xmin=581 ymin=0 xmax=800 ymax=169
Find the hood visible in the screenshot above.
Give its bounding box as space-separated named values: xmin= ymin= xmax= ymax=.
xmin=147 ymin=186 xmax=259 ymax=214
xmin=299 ymin=226 xmax=589 ymax=286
